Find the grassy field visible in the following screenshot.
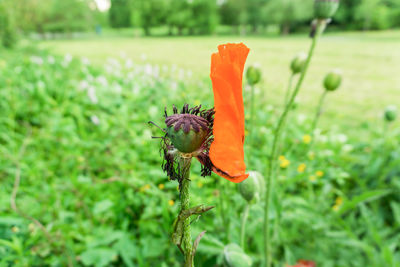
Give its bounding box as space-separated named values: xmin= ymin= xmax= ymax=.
xmin=2 ymin=31 xmax=400 ymax=266
xmin=39 ymin=30 xmax=400 ymax=132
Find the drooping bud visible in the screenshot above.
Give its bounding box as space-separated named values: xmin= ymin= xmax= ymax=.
xmin=290 ymin=52 xmax=307 ymax=74
xmin=238 ymin=171 xmax=264 ymax=202
xmin=323 ymin=69 xmax=342 ymax=91
xmin=314 ymin=0 xmax=340 ymax=19
xmin=166 ymin=113 xmax=210 ymax=153
xmin=384 ymin=105 xmax=397 ymax=122
xmin=223 ymin=243 xmax=252 ymax=267
xmin=246 ymin=65 xmax=261 ymax=86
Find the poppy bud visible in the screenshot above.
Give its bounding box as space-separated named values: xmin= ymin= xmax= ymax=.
xmin=223 ymin=243 xmax=252 ymax=267
xmin=290 ymin=52 xmax=307 ymax=74
xmin=384 ymin=105 xmax=397 ymax=122
xmin=238 ymin=171 xmax=264 ymax=202
xmin=165 ymin=113 xmax=211 ymax=153
xmin=314 ymin=0 xmax=339 ymax=19
xmin=246 ymin=65 xmax=261 ymax=86
xmin=323 ymin=69 xmax=342 ymax=91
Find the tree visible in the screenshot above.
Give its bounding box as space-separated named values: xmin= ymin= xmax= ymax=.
xmin=0 ymin=1 xmax=17 ymax=48
xmin=131 ymin=0 xmax=168 ymax=35
xmin=109 ymin=0 xmax=131 ymax=28
xmin=263 ymin=0 xmax=313 ymax=35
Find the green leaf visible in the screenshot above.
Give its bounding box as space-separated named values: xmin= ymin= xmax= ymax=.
xmin=80 ymin=248 xmax=116 ymax=267
xmin=113 ymin=236 xmax=136 ymax=267
xmin=93 ymin=200 xmax=114 ymax=215
xmin=223 ymin=243 xmax=252 ymax=267
xmin=338 ymin=189 xmax=392 ymax=215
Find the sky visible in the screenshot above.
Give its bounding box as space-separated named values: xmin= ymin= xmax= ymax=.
xmin=94 ymin=0 xmax=110 ymax=11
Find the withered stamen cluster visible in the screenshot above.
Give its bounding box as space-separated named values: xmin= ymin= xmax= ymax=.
xmin=156 ymin=104 xmax=215 ymax=186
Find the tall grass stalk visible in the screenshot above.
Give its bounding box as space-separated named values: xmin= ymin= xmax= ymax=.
xmin=263 ymin=20 xmax=327 ymax=267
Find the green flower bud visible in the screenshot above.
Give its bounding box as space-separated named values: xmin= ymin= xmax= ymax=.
xmin=290 ymin=52 xmax=307 ymax=74
xmin=384 ymin=105 xmax=397 ymax=122
xmin=223 ymin=243 xmax=252 ymax=267
xmin=246 ymin=65 xmax=261 ymax=86
xmin=165 ymin=113 xmax=210 ymax=153
xmin=314 ymin=0 xmax=340 ymax=19
xmin=238 ymin=171 xmax=264 ymax=202
xmin=323 ymin=69 xmax=342 ymax=91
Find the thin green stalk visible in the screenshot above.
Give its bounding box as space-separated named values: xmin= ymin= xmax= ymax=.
xmin=240 ymin=203 xmax=250 ymax=250
xmin=179 ymin=157 xmax=193 ymax=267
xmin=263 ymin=20 xmax=326 ymax=267
xmin=283 ymin=74 xmax=295 ymax=106
xmin=311 ymin=90 xmax=328 ymax=136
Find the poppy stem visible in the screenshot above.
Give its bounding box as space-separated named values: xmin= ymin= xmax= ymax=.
xmin=240 ymin=203 xmax=250 ymax=250
xmin=179 ymin=157 xmax=194 ymax=267
xmin=263 ymin=19 xmax=327 ymax=267
xmin=283 ymin=73 xmax=295 ymax=106
xmin=309 ymin=90 xmax=328 ymax=148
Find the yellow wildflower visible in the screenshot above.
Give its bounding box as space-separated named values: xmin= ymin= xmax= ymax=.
xmin=158 ymin=184 xmax=165 ymax=190
xmin=316 ymin=170 xmax=324 ymax=177
xmin=309 ymin=175 xmax=316 ymax=182
xmin=335 ymin=196 xmax=343 ymax=205
xmin=280 ymin=159 xmax=290 ymax=168
xmin=302 ymin=134 xmax=312 ymax=144
xmin=332 ymin=204 xmax=340 ymax=211
xmin=140 ymin=184 xmax=151 ymax=192
xmin=194 ymin=99 xmax=201 ymax=106
xmin=168 ymin=200 xmax=175 ymax=206
xmin=297 ymin=163 xmax=306 ymax=173
xmin=197 ymin=181 xmax=204 ymax=188
xmin=245 ymin=129 xmax=249 ymax=136
xmin=11 ymin=226 xmax=20 ymax=233
xmin=278 ymin=155 xmax=286 ymax=161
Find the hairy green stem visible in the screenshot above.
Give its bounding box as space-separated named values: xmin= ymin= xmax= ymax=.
xmin=283 ymin=74 xmax=294 ymax=106
xmin=240 ymin=203 xmax=250 ymax=250
xmin=263 ymin=20 xmax=325 ymax=267
xmin=179 ymin=157 xmax=193 ymax=267
xmin=311 ymin=90 xmax=328 ymax=136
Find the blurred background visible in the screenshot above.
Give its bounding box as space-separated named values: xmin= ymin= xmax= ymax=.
xmin=1 ymin=0 xmax=400 ymax=266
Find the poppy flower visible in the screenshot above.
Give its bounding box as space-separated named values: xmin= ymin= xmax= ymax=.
xmin=156 ymin=43 xmax=249 ymax=185
xmin=208 ymin=43 xmax=250 ymax=183
xmin=287 ymin=259 xmax=316 ymax=267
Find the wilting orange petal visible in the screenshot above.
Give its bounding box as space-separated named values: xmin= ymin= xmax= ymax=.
xmin=209 ymin=43 xmax=249 ymax=183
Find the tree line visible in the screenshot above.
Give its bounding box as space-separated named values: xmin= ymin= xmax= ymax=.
xmin=1 ymin=0 xmax=400 ymax=47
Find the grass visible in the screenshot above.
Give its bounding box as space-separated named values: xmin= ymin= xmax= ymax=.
xmin=2 ymin=33 xmax=400 ymax=267
xmin=38 ymin=30 xmax=400 ymax=133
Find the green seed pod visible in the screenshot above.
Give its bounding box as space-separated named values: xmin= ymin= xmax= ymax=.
xmin=314 ymin=0 xmax=340 ymax=19
xmin=238 ymin=171 xmax=264 ymax=202
xmin=223 ymin=243 xmax=252 ymax=267
xmin=165 ymin=113 xmax=210 ymax=153
xmin=323 ymin=69 xmax=342 ymax=91
xmin=290 ymin=52 xmax=307 ymax=74
xmin=384 ymin=105 xmax=397 ymax=122
xmin=246 ymin=65 xmax=261 ymax=86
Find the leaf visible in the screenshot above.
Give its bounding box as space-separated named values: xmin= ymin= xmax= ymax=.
xmin=93 ymin=200 xmax=114 ymax=215
xmin=80 ymin=248 xmax=116 ymax=267
xmin=113 ymin=235 xmax=136 ymax=267
xmin=338 ymin=189 xmax=392 ymax=215
xmin=192 ymin=230 xmax=206 ymax=255
xmin=223 ymin=243 xmax=252 ymax=267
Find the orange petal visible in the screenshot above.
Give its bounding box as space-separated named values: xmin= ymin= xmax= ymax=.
xmin=209 ymin=43 xmax=249 ymax=183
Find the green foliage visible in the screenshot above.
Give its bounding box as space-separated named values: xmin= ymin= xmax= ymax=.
xmin=0 ymin=1 xmax=17 ymax=48
xmin=1 ymin=45 xmax=400 ymax=266
xmin=109 ymin=0 xmax=131 ymax=28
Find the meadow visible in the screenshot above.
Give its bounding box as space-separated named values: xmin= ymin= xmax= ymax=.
xmin=0 ymin=29 xmax=400 ymax=267
xmin=39 ymin=30 xmax=400 ymax=133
